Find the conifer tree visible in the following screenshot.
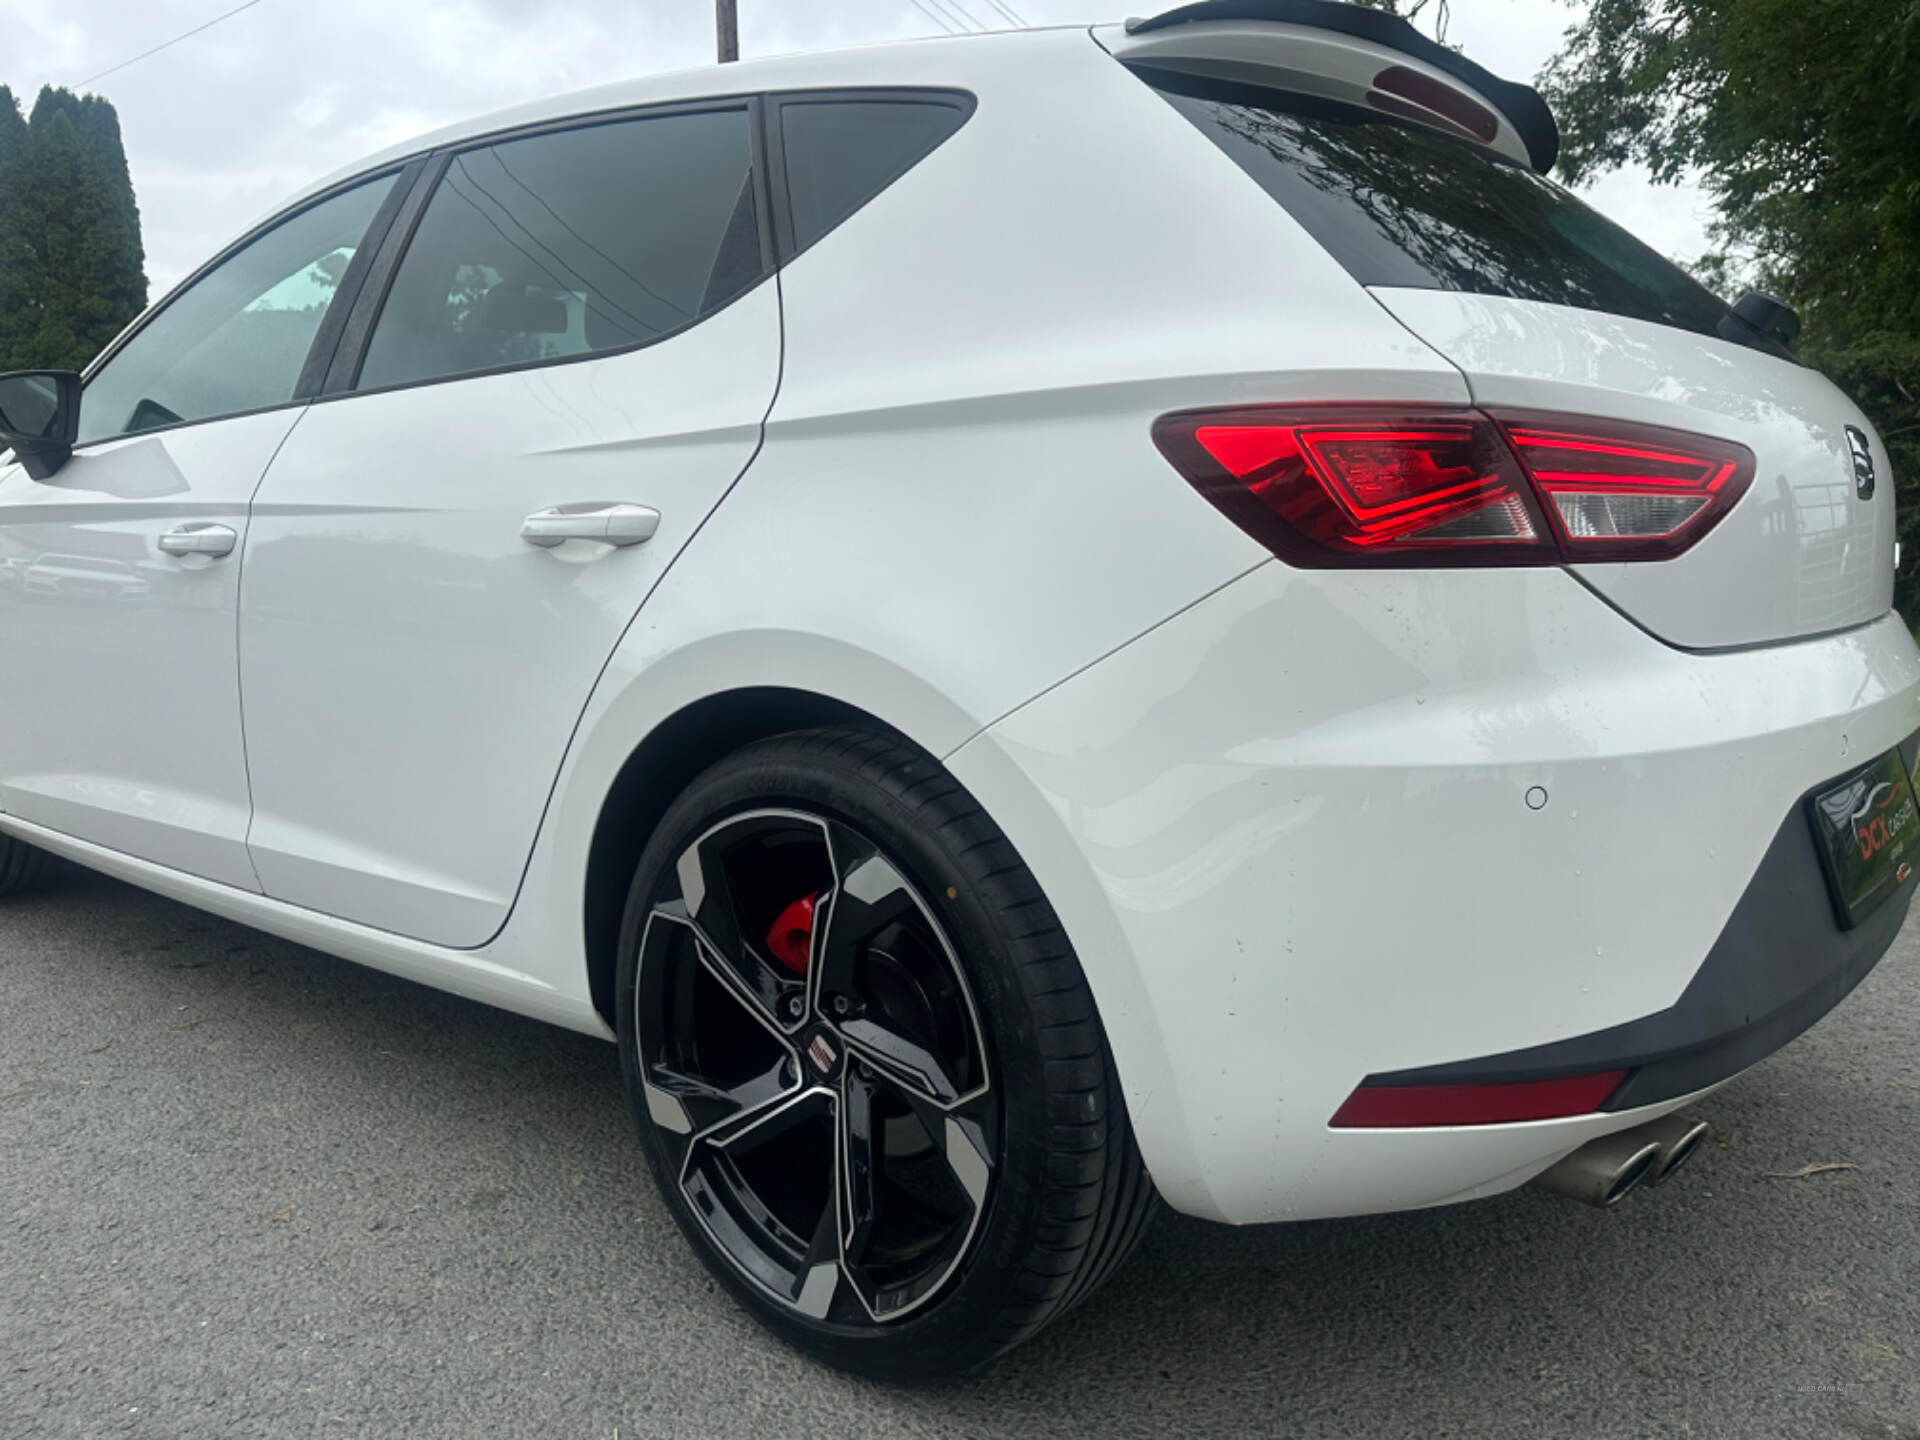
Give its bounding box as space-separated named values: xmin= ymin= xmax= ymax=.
xmin=0 ymin=85 xmax=148 ymax=373
xmin=0 ymin=87 xmax=40 ymax=371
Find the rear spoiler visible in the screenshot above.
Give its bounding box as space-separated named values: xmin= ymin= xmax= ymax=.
xmin=1122 ymin=0 xmax=1560 ymax=173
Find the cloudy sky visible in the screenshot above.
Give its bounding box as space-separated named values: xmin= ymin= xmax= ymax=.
xmin=7 ymin=0 xmax=1717 ymax=296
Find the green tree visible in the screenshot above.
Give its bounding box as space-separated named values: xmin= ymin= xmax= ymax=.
xmin=0 ymin=87 xmax=38 ymax=370
xmin=0 ymin=85 xmax=148 ymax=373
xmin=1540 ymin=0 xmax=1920 ymax=610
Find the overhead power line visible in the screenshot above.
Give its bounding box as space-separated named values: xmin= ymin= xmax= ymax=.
xmin=922 ymin=0 xmax=983 ymax=33
xmin=943 ymin=0 xmax=993 ymax=29
xmin=908 ymin=0 xmax=961 ymax=34
xmin=908 ymin=0 xmax=1027 ymax=38
xmin=72 ymin=0 xmax=271 ymax=89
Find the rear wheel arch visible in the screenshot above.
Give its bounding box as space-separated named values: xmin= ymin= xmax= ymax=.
xmin=582 ymin=687 xmax=880 ymax=1031
xmin=567 ymin=649 xmax=1214 ymax=1219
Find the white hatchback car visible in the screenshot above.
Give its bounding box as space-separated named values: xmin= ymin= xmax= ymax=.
xmin=1 ymin=0 xmax=1913 ymax=1380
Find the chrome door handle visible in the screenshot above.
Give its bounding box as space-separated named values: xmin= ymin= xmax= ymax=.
xmin=521 ymin=503 xmax=660 ymax=549
xmin=157 ymin=523 xmax=237 ymax=558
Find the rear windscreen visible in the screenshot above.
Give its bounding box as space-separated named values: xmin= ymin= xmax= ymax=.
xmin=1142 ymin=70 xmax=1729 ymax=341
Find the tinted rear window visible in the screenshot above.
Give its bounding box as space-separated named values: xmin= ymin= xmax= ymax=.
xmin=1144 ymin=71 xmax=1729 ymax=341
xmin=357 ymin=107 xmax=761 ymax=392
xmin=778 ymin=96 xmax=970 ymax=254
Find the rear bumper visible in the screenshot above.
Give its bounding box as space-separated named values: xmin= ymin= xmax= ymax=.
xmin=948 ymin=561 xmax=1920 ymax=1223
xmin=1354 ymin=737 xmax=1919 ymax=1111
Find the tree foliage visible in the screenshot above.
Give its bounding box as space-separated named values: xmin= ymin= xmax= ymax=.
xmin=0 ymin=85 xmax=148 ymax=373
xmin=1541 ymin=0 xmax=1920 ymax=608
xmin=1349 ymin=0 xmax=1452 ymax=30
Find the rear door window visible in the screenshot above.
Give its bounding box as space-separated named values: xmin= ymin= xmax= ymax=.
xmin=776 ymin=95 xmax=971 ymax=254
xmin=356 ymin=106 xmax=764 ymax=392
xmin=1142 ymin=70 xmax=1729 ymax=341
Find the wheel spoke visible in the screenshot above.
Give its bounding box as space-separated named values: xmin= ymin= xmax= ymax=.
xmin=788 ymin=1197 xmax=843 ymax=1318
xmin=872 ymin=1066 xmax=994 ymax=1215
xmin=702 ymin=1084 xmax=834 ymax=1158
xmin=649 ymin=1053 xmax=792 ymax=1137
xmin=680 ymin=923 xmax=795 ymax=1040
xmin=839 ymin=1015 xmax=967 ymax=1106
xmin=812 ymin=825 xmax=921 ymax=1012
xmin=797 ymin=1178 xmax=841 ymax=1271
xmin=677 ymin=1082 xmax=840 ymax=1314
xmin=673 ymin=818 xmax=815 ymax=1031
xmin=838 ymin=1065 xmax=881 ymax=1269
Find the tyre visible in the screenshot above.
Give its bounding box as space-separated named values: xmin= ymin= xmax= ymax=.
xmin=0 ymin=836 xmax=56 ymax=897
xmin=615 ymin=726 xmax=1156 ymax=1380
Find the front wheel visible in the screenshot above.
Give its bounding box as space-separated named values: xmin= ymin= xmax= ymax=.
xmin=0 ymin=835 xmax=57 ymax=897
xmin=615 ymin=727 xmax=1155 ymax=1380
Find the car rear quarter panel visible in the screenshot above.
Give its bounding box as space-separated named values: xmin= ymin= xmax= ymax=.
xmin=611 ymin=26 xmax=1464 ymax=744
xmin=951 ymin=562 xmax=1920 ymax=1221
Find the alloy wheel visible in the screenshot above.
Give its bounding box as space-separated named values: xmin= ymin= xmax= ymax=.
xmin=634 ymin=808 xmax=995 ymax=1325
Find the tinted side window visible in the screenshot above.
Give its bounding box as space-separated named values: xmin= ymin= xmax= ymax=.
xmin=778 ymin=98 xmax=969 ymax=253
xmin=357 ymin=108 xmax=762 ymax=392
xmin=78 ymin=175 xmax=395 ymax=444
xmin=1144 ymin=73 xmax=1729 ymax=342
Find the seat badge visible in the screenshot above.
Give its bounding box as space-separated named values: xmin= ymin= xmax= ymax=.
xmin=1847 ymin=425 xmax=1876 ymax=501
xmin=808 ymin=1032 xmax=838 ymax=1076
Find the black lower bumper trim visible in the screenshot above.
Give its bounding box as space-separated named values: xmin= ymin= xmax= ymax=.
xmin=1362 ymin=732 xmax=1920 ymax=1112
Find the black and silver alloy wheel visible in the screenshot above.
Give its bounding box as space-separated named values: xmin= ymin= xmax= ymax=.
xmin=634 ymin=808 xmax=996 ymax=1326
xmin=616 ymin=727 xmax=1157 ymax=1380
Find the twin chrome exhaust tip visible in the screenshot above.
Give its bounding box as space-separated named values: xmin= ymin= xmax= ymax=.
xmin=1531 ymin=1113 xmax=1713 ymax=1209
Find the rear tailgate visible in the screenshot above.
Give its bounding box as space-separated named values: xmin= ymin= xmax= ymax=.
xmin=1111 ymin=19 xmax=1897 ymax=649
xmin=1371 ymin=289 xmax=1894 ymax=649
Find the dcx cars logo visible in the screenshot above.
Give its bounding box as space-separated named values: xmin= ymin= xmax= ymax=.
xmin=1817 ymin=774 xmax=1916 ymax=868
xmin=1847 ymin=425 xmax=1876 ymax=501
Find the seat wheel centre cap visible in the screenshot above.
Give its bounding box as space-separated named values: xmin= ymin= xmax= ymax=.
xmin=806 ymin=1030 xmax=839 ymax=1077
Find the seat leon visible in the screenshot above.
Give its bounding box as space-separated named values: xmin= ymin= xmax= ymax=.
xmin=1 ymin=0 xmax=1912 ymax=1380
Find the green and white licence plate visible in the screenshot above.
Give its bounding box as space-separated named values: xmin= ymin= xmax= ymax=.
xmin=1809 ymin=748 xmax=1920 ymax=930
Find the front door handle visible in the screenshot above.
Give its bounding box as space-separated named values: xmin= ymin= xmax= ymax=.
xmin=521 ymin=503 xmax=660 ymax=549
xmin=158 ymin=523 xmax=237 ymax=558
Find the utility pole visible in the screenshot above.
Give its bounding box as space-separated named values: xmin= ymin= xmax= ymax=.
xmin=716 ymin=0 xmax=738 ymax=62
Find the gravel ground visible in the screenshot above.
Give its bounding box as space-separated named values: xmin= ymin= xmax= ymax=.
xmin=2 ymin=866 xmax=1917 ymax=1440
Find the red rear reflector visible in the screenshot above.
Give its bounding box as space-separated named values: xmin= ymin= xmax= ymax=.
xmin=1156 ymin=406 xmax=1754 ymax=567
xmin=1329 ymin=1071 xmax=1627 ymax=1128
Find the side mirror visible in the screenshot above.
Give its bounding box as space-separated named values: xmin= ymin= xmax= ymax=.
xmin=0 ymin=370 xmax=82 ymax=480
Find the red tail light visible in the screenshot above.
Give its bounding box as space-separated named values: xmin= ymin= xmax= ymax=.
xmin=1500 ymin=414 xmax=1753 ymax=561
xmin=1155 ymin=406 xmax=1755 ymax=567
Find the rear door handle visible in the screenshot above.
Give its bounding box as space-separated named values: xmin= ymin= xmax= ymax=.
xmin=157 ymin=523 xmax=238 ymax=558
xmin=521 ymin=503 xmax=660 ymax=549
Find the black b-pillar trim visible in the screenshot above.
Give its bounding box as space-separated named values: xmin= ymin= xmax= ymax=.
xmin=293 ymin=156 xmax=431 ymax=402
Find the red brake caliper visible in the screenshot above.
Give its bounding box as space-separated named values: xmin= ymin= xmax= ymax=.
xmin=765 ymin=892 xmax=819 ymax=974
